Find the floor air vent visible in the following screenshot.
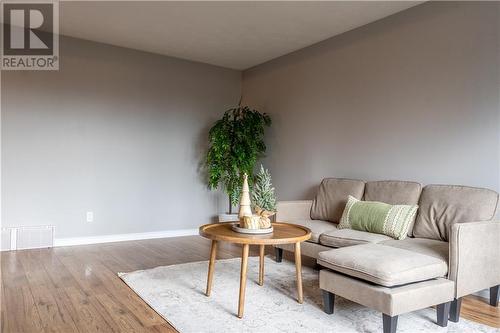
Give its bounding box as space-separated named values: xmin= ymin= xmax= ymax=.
xmin=1 ymin=228 xmax=13 ymax=251
xmin=16 ymin=226 xmax=55 ymax=250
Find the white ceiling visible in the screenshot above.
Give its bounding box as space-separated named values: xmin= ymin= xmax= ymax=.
xmin=59 ymin=1 xmax=423 ymax=70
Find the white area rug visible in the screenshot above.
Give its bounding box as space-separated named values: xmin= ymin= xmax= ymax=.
xmin=119 ymin=257 xmax=496 ymax=333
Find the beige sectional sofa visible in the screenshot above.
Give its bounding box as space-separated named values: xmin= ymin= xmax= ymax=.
xmin=274 ymin=178 xmax=500 ymax=333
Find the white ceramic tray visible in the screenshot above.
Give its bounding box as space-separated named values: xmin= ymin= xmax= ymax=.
xmin=231 ymin=225 xmax=274 ymax=234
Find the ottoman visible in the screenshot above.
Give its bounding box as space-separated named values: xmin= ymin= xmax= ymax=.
xmin=318 ymin=244 xmax=455 ymax=333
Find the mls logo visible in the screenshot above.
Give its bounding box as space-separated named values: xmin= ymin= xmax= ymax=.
xmin=1 ymin=1 xmax=59 ymax=70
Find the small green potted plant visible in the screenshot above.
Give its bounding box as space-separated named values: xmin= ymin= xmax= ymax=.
xmin=206 ymin=105 xmax=271 ymax=222
xmin=252 ymin=164 xmax=277 ymax=213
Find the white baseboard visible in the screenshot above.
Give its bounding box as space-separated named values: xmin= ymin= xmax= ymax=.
xmin=54 ymin=228 xmax=199 ymax=247
xmin=474 ymin=289 xmax=490 ymax=300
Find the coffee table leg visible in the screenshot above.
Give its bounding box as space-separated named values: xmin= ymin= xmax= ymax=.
xmin=259 ymin=245 xmax=265 ymax=286
xmin=205 ymin=240 xmax=217 ymax=296
xmin=238 ymin=244 xmax=250 ymax=318
xmin=295 ymin=242 xmax=303 ymax=304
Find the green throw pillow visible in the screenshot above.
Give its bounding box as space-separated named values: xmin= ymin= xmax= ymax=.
xmin=338 ymin=195 xmax=418 ymax=240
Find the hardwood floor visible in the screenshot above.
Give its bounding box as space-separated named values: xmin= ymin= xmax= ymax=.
xmin=1 ymin=236 xmax=498 ymax=332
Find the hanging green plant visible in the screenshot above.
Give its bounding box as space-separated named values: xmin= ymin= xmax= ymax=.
xmin=206 ymin=105 xmax=271 ymax=214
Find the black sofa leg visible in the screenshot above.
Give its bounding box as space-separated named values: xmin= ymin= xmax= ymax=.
xmin=436 ymin=302 xmax=451 ymax=327
xmin=490 ymin=285 xmax=499 ymax=307
xmin=322 ymin=290 xmax=334 ymax=314
xmin=382 ymin=314 xmax=398 ymax=333
xmin=275 ymin=247 xmax=283 ymax=263
xmin=449 ymin=298 xmax=462 ymax=323
xmin=314 ymin=263 xmax=322 ymax=271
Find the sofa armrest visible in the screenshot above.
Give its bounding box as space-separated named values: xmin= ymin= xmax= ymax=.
xmin=276 ymin=200 xmax=313 ymax=222
xmin=449 ymin=221 xmax=500 ymax=298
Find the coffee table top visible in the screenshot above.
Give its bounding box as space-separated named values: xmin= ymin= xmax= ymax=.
xmin=199 ymin=222 xmax=311 ymax=245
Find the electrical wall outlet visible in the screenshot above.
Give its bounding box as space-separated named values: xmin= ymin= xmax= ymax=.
xmin=86 ymin=211 xmax=94 ymax=223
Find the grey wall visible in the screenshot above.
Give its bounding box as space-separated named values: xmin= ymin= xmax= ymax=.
xmin=242 ymin=2 xmax=500 ymax=200
xmin=2 ymin=1 xmax=499 ymax=240
xmin=1 ymin=36 xmax=241 ymax=238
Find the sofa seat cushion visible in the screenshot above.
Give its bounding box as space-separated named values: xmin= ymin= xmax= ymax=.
xmin=319 ymin=229 xmax=391 ymax=248
xmin=289 ymin=219 xmax=337 ymax=243
xmin=317 ymin=243 xmax=448 ymax=287
xmin=310 ymin=178 xmax=365 ymax=222
xmin=380 ymin=238 xmax=449 ymax=269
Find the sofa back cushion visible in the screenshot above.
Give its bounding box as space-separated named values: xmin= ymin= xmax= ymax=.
xmin=364 ymin=180 xmax=422 ymax=236
xmin=364 ymin=180 xmax=422 ymax=204
xmin=413 ymin=185 xmax=499 ymax=241
xmin=310 ymin=178 xmax=365 ymax=223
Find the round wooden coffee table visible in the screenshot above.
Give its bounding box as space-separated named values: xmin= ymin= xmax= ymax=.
xmin=199 ymin=222 xmax=311 ymax=318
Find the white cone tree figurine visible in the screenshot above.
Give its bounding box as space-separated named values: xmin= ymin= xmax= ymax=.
xmin=238 ymin=173 xmax=253 ymax=220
